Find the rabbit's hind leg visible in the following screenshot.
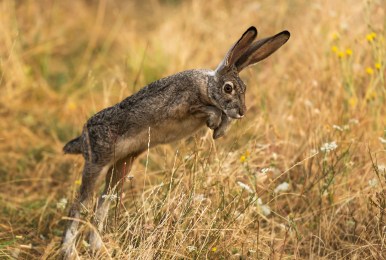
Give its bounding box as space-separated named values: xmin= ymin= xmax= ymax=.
xmin=88 ymin=156 xmax=137 ymax=253
xmin=61 ymin=162 xmax=109 ymax=259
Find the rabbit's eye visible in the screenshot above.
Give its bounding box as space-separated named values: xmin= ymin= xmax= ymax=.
xmin=223 ymin=83 xmax=233 ymax=94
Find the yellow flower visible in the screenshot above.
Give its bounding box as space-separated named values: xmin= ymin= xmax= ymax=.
xmin=375 ymin=63 xmax=381 ymax=70
xmin=75 ymin=179 xmax=81 ymax=185
xmin=331 ymin=45 xmax=338 ymax=53
xmin=366 ymin=32 xmax=377 ymax=42
xmin=337 ymin=51 xmax=345 ymax=58
xmin=345 ymin=48 xmax=353 ymax=56
xmin=331 ymin=32 xmax=340 ymax=41
xmin=211 ymin=247 xmax=217 ymax=252
xmin=366 ymin=67 xmax=374 ymax=75
xmin=67 ymin=102 xmax=77 ymax=111
xmin=240 ymin=150 xmax=250 ymax=163
xmin=348 ymin=96 xmax=358 ymax=108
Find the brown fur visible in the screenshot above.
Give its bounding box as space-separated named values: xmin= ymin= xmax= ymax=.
xmin=61 ymin=26 xmax=290 ymax=259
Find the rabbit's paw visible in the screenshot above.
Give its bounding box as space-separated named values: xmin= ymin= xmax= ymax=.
xmin=190 ymin=105 xmax=222 ymax=129
xmin=206 ymin=114 xmax=222 ymax=130
xmin=213 ymin=127 xmax=226 ymax=139
xmin=212 ymin=114 xmax=231 ymax=139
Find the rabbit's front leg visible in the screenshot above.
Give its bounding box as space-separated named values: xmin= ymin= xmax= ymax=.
xmin=190 ymin=105 xmax=222 ymax=130
xmin=190 ymin=105 xmax=231 ymax=139
xmin=213 ymin=113 xmax=232 ymax=139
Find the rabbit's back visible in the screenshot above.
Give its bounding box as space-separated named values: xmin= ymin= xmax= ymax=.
xmin=82 ymin=69 xmax=211 ymax=163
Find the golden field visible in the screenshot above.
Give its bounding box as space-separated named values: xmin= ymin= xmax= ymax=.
xmin=0 ymin=0 xmax=385 ymax=259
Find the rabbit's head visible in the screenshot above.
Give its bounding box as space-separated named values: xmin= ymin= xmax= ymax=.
xmin=207 ymin=26 xmax=290 ymax=119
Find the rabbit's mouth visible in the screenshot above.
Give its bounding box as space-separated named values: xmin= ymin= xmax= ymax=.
xmin=225 ymin=109 xmax=244 ymax=119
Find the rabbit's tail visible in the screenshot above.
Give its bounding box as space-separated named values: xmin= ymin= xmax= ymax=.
xmin=63 ymin=136 xmax=82 ymax=154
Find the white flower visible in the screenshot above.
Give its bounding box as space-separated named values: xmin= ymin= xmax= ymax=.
xmin=332 ymin=125 xmax=343 ymax=131
xmin=237 ymin=181 xmax=254 ymax=194
xmin=368 ymin=178 xmax=378 ymax=187
xmin=379 ymin=137 xmax=386 ymax=144
xmin=187 ymin=246 xmax=197 ymax=252
xmin=261 ymin=167 xmax=273 ymax=174
xmin=56 ymin=198 xmax=68 ymax=210
xmin=377 ymin=164 xmax=386 ymax=177
xmin=194 ymin=194 xmax=205 ymax=202
xmin=349 ymin=118 xmax=359 ymax=125
xmin=320 ymin=141 xmax=338 ymax=153
xmin=256 ymin=197 xmax=271 ymax=216
xmin=261 ymin=205 xmax=271 ymax=216
xmin=102 ymin=194 xmax=118 ymax=201
xmin=274 ymin=182 xmax=290 ymax=193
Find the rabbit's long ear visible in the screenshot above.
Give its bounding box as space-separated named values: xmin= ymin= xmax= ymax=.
xmin=235 ymin=30 xmax=290 ymax=72
xmin=216 ymin=26 xmax=257 ymax=73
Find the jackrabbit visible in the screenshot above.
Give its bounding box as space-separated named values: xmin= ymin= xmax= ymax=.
xmin=61 ymin=26 xmax=290 ymax=258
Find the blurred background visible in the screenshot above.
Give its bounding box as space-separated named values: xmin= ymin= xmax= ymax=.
xmin=0 ymin=0 xmax=385 ymax=259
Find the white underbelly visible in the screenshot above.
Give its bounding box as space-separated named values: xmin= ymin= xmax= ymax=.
xmin=114 ymin=117 xmax=205 ymax=159
xmin=152 ymin=117 xmax=205 ymax=144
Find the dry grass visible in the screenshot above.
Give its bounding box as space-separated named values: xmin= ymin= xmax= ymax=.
xmin=0 ymin=0 xmax=385 ymax=259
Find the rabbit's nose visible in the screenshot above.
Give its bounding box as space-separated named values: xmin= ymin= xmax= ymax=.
xmin=238 ymin=108 xmax=246 ymax=118
xmin=236 ymin=112 xmax=244 ymax=119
